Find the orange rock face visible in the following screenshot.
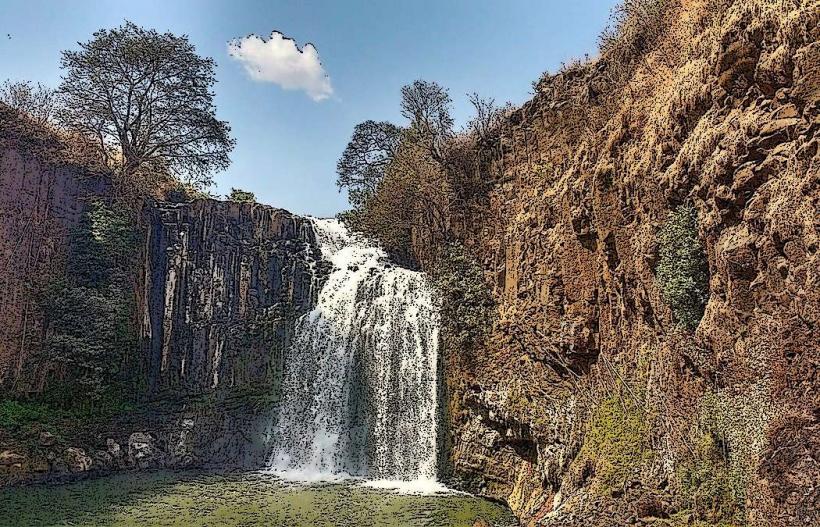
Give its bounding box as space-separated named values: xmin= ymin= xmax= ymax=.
xmin=410 ymin=1 xmax=819 ymax=525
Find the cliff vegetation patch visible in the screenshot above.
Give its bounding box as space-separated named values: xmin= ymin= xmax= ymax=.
xmin=655 ymin=205 xmax=709 ymax=330
xmin=36 ymin=200 xmax=141 ymax=407
xmin=433 ymin=242 xmax=496 ymax=355
xmin=573 ymin=395 xmax=653 ymax=496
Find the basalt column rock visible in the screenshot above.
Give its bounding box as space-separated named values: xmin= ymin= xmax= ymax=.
xmin=142 ymin=200 xmax=323 ymax=397
xmin=0 ymin=105 xmax=109 ymax=392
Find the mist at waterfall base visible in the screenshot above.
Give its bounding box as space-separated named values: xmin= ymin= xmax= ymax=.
xmin=264 ymin=218 xmax=446 ymax=494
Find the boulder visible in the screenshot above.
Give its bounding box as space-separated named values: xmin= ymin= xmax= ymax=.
xmin=64 ymin=447 xmax=92 ymax=473
xmin=128 ymin=432 xmax=163 ymax=469
xmin=106 ymin=438 xmax=122 ymax=458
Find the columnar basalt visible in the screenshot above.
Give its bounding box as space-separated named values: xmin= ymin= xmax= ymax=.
xmin=0 ymin=106 xmax=108 ymax=392
xmin=142 ymin=200 xmax=322 ymax=397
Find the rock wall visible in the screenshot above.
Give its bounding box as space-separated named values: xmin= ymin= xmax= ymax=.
xmin=0 ymin=107 xmax=108 ymax=392
xmin=141 ymin=200 xmax=322 ymax=397
xmin=419 ymin=1 xmax=819 ymax=526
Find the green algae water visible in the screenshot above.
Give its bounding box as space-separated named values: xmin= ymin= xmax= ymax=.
xmin=0 ymin=471 xmax=516 ymax=527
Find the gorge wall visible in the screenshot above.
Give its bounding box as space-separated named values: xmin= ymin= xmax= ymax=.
xmin=407 ymin=1 xmax=818 ymax=526
xmin=2 ymin=1 xmax=818 ymax=525
xmin=142 ymin=200 xmax=321 ymax=397
xmin=0 ymin=107 xmax=108 ymax=393
xmin=0 ymin=108 xmax=325 ymax=481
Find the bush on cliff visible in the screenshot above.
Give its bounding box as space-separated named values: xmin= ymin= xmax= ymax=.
xmin=227 ymin=188 xmax=256 ymax=203
xmin=37 ymin=201 xmax=140 ymax=405
xmin=433 ymin=243 xmax=495 ymax=353
xmin=655 ymin=205 xmax=709 ymax=330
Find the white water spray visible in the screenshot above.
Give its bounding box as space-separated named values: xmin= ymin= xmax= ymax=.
xmin=267 ymin=218 xmax=440 ymax=484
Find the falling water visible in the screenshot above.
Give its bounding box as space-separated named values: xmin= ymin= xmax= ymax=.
xmin=267 ymin=218 xmax=440 ymax=483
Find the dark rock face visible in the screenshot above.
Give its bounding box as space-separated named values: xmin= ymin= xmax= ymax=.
xmin=0 ymin=109 xmax=326 ymax=483
xmin=141 ymin=200 xmax=322 ymax=397
xmin=0 ymin=108 xmax=109 ymax=391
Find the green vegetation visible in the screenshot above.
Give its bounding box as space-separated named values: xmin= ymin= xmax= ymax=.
xmin=434 ymin=243 xmax=495 ymax=352
xmin=337 ymin=81 xmax=500 ymax=265
xmin=0 ymin=393 xmax=135 ymax=436
xmin=576 ymin=395 xmax=653 ymax=495
xmin=0 ymin=471 xmax=515 ymax=527
xmin=0 ymin=399 xmax=52 ymax=431
xmin=675 ymin=390 xmax=770 ymax=525
xmin=655 ymin=205 xmax=709 ymax=330
xmin=677 ymin=432 xmax=744 ymax=525
xmin=228 ymin=188 xmax=256 ymax=202
xmin=57 ymin=21 xmax=234 ymax=191
xmin=37 ymin=200 xmax=140 ymax=407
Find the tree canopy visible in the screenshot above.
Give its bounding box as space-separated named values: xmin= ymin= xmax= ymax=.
xmin=336 ymin=120 xmax=402 ymax=210
xmin=57 ymin=21 xmax=235 ymax=190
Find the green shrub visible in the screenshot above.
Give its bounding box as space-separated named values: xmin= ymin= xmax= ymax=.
xmin=655 ymin=205 xmax=709 ymax=330
xmin=576 ymin=396 xmax=653 ymax=495
xmin=0 ymin=400 xmax=51 ymax=430
xmin=677 ymin=432 xmax=744 ymax=524
xmin=37 ymin=200 xmax=140 ymax=404
xmin=227 ymin=188 xmax=256 ymax=203
xmin=0 ymin=391 xmax=136 ymax=435
xmin=433 ymin=242 xmax=495 ymax=352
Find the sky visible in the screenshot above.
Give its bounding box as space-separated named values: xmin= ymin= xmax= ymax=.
xmin=0 ymin=0 xmax=619 ymax=217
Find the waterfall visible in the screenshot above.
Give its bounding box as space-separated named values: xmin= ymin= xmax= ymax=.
xmin=267 ymin=218 xmax=440 ymax=483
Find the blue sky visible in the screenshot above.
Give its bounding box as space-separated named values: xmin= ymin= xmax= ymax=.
xmin=0 ymin=0 xmax=619 ymax=217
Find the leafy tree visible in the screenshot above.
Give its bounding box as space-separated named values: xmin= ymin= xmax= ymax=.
xmin=0 ymin=80 xmax=56 ymax=125
xmin=56 ymin=21 xmax=235 ymax=190
xmin=336 ymin=120 xmax=402 ymax=210
xmin=400 ymin=80 xmax=454 ymax=162
xmin=228 ymin=188 xmax=256 ymax=202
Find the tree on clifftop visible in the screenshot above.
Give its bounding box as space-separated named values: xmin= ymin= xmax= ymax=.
xmin=0 ymin=80 xmax=56 ymax=126
xmin=56 ymin=21 xmax=235 ymax=191
xmin=336 ymin=120 xmax=402 ymax=211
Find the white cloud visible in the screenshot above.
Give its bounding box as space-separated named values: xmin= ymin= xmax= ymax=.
xmin=227 ymin=32 xmax=333 ymax=101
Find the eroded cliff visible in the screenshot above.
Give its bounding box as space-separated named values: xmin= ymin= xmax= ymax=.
xmin=416 ymin=1 xmax=818 ymax=526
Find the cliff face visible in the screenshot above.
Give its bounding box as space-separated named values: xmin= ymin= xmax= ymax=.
xmin=427 ymin=1 xmax=818 ymax=526
xmin=141 ymin=200 xmax=321 ymax=397
xmin=0 ymin=108 xmax=108 ymax=392
xmin=0 ymin=126 xmax=324 ymax=481
xmin=0 ymin=112 xmax=322 ymax=401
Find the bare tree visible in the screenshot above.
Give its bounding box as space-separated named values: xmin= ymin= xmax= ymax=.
xmin=400 ymin=80 xmax=453 ymax=162
xmin=465 ymin=93 xmax=508 ymax=143
xmin=56 ymin=21 xmax=235 ymax=190
xmin=336 ymin=120 xmax=402 ymax=210
xmin=0 ymin=80 xmax=56 ymax=125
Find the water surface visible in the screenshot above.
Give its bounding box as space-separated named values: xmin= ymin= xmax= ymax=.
xmin=0 ymin=471 xmax=516 ymax=527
